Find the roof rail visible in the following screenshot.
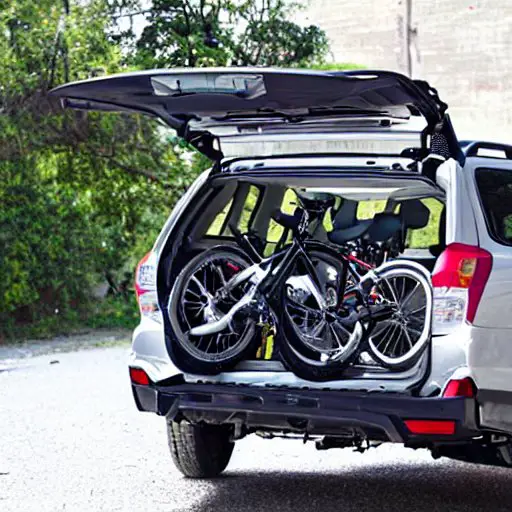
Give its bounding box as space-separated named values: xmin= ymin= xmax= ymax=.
xmin=461 ymin=140 xmax=512 ymax=159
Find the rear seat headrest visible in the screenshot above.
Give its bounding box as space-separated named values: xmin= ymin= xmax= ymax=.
xmin=400 ymin=199 xmax=430 ymax=230
xmin=366 ymin=213 xmax=402 ymax=242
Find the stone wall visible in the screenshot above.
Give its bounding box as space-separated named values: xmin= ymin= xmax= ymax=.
xmin=300 ymin=0 xmax=512 ymax=142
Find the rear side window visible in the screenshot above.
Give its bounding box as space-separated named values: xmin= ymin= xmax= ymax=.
xmin=206 ymin=199 xmax=233 ymax=236
xmin=356 ymin=200 xmax=386 ymax=220
xmin=266 ymin=189 xmax=298 ymax=244
xmin=238 ymin=186 xmax=261 ymax=232
xmin=476 ymin=168 xmax=512 ymax=245
xmin=405 ymin=198 xmax=443 ymax=249
xmin=206 ymin=185 xmax=261 ymax=237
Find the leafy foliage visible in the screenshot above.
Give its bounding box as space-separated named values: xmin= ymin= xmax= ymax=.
xmin=0 ymin=0 xmax=331 ymax=338
xmin=132 ymin=0 xmax=329 ymax=68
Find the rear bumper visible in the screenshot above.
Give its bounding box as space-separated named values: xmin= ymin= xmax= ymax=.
xmin=132 ymin=380 xmax=479 ymax=444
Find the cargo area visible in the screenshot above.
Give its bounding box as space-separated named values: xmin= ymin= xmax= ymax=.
xmin=156 ymin=157 xmax=447 ymax=390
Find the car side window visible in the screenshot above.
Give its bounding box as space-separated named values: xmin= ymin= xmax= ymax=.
xmin=206 ymin=198 xmax=233 ymax=236
xmin=265 ymin=189 xmax=298 ymax=252
xmin=206 ymin=185 xmax=261 ymax=237
xmin=238 ymin=186 xmax=261 ymax=233
xmin=476 ymin=168 xmax=512 ymax=245
xmin=404 ymin=198 xmax=443 ymax=249
xmin=356 ymin=200 xmax=386 ymax=220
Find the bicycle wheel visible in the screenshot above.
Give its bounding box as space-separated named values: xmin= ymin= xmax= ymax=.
xmin=166 ymin=246 xmax=257 ymax=374
xmin=279 ymin=244 xmax=364 ymax=381
xmin=363 ymin=262 xmax=432 ymax=371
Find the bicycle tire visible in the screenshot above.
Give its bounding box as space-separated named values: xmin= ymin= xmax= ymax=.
xmin=363 ymin=261 xmax=432 ymax=371
xmin=278 ymin=243 xmax=364 ymax=381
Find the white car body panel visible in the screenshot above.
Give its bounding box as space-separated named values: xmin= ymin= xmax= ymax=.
xmin=436 ymin=158 xmax=478 ymax=246
xmin=129 ymin=318 xmax=177 ymax=384
xmin=456 ymin=156 xmax=512 ymax=432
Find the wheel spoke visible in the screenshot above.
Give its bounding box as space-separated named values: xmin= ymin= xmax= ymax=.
xmin=191 ymin=275 xmax=210 ymax=298
xmin=389 ymin=326 xmax=405 ymax=356
xmin=184 ymin=298 xmax=203 ymax=307
xmin=395 ymin=277 xmax=406 ymax=301
xmin=185 ymin=288 xmax=202 ymax=299
xmin=375 ymin=321 xmax=397 ymax=346
xmin=333 ymin=316 xmax=354 ymax=337
xmin=408 ymin=315 xmax=425 ymax=327
xmin=328 ymin=323 xmax=344 ymax=354
xmin=407 ymin=304 xmax=426 ymax=316
xmin=380 ymin=277 xmax=400 ymax=304
xmin=310 ymin=319 xmax=327 ymax=338
xmin=381 ymin=322 xmax=399 ymax=354
xmin=210 ymin=262 xmax=227 ymax=289
xmin=403 ymin=327 xmax=414 ymax=348
xmin=401 ymin=281 xmax=420 ymax=308
xmin=371 ymin=319 xmax=393 ymax=340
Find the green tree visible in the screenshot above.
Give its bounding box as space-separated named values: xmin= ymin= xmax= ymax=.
xmin=0 ymin=0 xmax=180 ymax=328
xmin=0 ymin=0 xmax=330 ymax=337
xmin=131 ymin=0 xmax=329 ymax=68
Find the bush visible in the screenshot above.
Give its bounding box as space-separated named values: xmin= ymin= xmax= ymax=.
xmin=0 ymin=295 xmax=139 ymax=342
xmin=0 ymin=173 xmax=101 ymax=320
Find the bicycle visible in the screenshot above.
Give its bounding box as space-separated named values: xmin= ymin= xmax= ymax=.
xmin=166 ymin=207 xmax=432 ymax=381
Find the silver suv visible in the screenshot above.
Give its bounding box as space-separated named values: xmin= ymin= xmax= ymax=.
xmin=52 ymin=68 xmax=512 ymax=477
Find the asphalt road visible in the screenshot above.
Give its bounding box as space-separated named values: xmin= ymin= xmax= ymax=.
xmin=2 ymin=342 xmax=512 ymax=512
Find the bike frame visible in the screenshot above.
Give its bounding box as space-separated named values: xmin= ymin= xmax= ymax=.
xmin=188 ymin=237 xmax=329 ymax=337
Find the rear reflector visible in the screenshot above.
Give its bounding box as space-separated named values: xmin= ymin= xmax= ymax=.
xmin=129 ymin=367 xmax=151 ymax=386
xmin=442 ymin=377 xmax=476 ymax=398
xmin=404 ymin=419 xmax=456 ymax=435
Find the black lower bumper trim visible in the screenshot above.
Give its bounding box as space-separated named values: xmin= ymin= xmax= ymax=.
xmin=132 ymin=382 xmax=479 ymax=443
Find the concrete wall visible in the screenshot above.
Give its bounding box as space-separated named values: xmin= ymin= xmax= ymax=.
xmin=300 ymin=0 xmax=512 ymax=142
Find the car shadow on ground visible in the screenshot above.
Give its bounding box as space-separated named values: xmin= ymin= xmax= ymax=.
xmin=192 ymin=462 xmax=512 ymax=512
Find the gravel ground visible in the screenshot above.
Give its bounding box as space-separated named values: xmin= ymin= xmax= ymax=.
xmin=2 ymin=341 xmax=512 ymax=512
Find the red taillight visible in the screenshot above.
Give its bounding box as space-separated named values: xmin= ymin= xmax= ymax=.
xmin=135 ymin=251 xmax=153 ymax=297
xmin=432 ymin=243 xmax=492 ymax=323
xmin=404 ymin=419 xmax=456 ymax=435
xmin=129 ymin=367 xmax=151 ymax=386
xmin=442 ymin=377 xmax=476 ymax=398
xmin=134 ymin=251 xmax=161 ymax=322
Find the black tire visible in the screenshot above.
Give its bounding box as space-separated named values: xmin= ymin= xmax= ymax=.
xmin=278 ymin=243 xmax=364 ymax=381
xmin=167 ymin=420 xmax=234 ymax=478
xmin=363 ymin=262 xmax=432 ymax=371
xmin=165 ymin=245 xmax=258 ymax=374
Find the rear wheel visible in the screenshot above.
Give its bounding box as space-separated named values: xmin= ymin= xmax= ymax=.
xmin=167 ymin=420 xmax=234 ymax=478
xmin=364 ymin=263 xmax=432 ymax=370
xmin=167 ymin=246 xmax=257 ymax=374
xmin=279 ymin=246 xmax=364 ymax=381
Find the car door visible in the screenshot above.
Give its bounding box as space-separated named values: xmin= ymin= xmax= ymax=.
xmin=462 ymin=148 xmax=512 ymax=432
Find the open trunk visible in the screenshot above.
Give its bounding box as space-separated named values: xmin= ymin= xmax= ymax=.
xmin=158 ymin=155 xmax=446 ymax=392
xmin=50 ymin=67 xmax=460 ymax=392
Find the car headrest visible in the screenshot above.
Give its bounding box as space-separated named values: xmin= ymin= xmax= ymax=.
xmin=400 ymin=199 xmax=430 ymax=230
xmin=366 ymin=213 xmax=402 ymax=242
xmin=332 ymin=199 xmax=358 ymax=230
